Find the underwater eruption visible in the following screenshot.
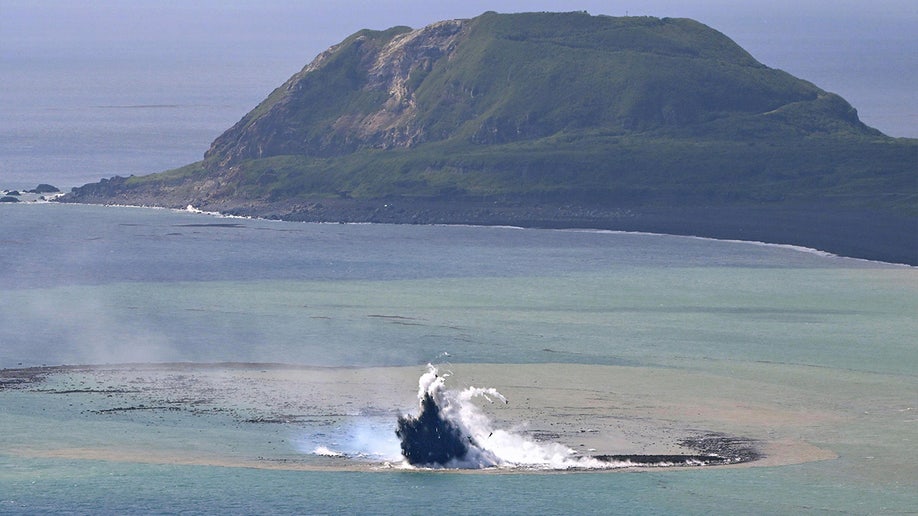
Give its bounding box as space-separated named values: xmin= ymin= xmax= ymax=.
xmin=395 ymin=391 xmax=472 ymax=465
xmin=395 ymin=364 xmax=504 ymax=467
xmin=393 ymin=364 xmax=760 ymax=469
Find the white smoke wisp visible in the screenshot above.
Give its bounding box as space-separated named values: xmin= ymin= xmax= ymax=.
xmin=302 ymin=419 xmax=403 ymax=462
xmin=416 ymin=364 xmax=618 ymax=470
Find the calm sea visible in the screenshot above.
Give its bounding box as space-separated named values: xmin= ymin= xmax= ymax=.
xmin=0 ymin=51 xmax=299 ymax=191
xmin=1 ymin=203 xmax=916 ymax=514
xmin=2 ymin=35 xmax=917 ymax=514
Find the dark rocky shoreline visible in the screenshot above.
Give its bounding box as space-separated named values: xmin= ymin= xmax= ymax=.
xmin=274 ymin=198 xmax=915 ymax=265
xmin=57 ymin=187 xmax=918 ymax=265
xmin=593 ymin=433 xmax=760 ymax=467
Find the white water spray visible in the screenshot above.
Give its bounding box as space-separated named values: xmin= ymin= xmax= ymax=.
xmin=405 ymin=364 xmax=617 ymax=469
xmin=308 ymin=365 xmax=739 ymax=470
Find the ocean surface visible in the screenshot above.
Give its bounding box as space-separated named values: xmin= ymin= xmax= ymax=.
xmin=1 ymin=202 xmax=916 ymax=514
xmin=0 ymin=51 xmax=298 ymax=191
xmin=2 ymin=17 xmax=917 ymax=512
xmin=3 ymin=5 xmax=917 ymax=193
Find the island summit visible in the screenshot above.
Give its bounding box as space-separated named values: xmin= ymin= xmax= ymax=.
xmin=61 ymin=12 xmax=918 ymax=264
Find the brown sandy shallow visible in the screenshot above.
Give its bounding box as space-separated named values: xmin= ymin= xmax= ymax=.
xmin=1 ymin=362 xmax=838 ymax=472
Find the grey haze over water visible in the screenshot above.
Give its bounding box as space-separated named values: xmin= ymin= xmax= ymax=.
xmin=2 ymin=0 xmax=916 ymax=189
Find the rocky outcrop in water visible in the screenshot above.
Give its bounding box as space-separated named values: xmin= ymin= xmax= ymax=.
xmin=27 ymin=184 xmax=60 ymax=194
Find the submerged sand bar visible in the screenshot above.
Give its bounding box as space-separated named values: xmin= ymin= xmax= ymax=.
xmin=2 ymin=362 xmax=844 ymax=471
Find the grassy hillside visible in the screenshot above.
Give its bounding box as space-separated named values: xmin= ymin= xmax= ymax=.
xmin=132 ymin=131 xmax=915 ymax=213
xmin=62 ymin=12 xmax=918 ymax=263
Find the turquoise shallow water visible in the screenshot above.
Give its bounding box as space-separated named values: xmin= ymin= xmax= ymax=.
xmin=2 ymin=458 xmax=914 ymax=514
xmin=1 ymin=203 xmax=916 ymax=514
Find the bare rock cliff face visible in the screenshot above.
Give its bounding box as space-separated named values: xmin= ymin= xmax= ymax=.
xmin=204 ymin=20 xmax=467 ymax=169
xmin=59 ymin=12 xmax=915 ymax=264
xmin=358 ymin=20 xmax=466 ymax=146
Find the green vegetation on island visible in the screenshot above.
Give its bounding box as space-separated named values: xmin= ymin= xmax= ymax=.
xmin=62 ymin=12 xmax=918 ymax=263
